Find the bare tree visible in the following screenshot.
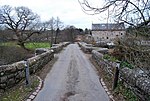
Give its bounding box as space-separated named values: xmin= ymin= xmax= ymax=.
xmin=0 ymin=5 xmax=42 ymax=49
xmin=79 ymin=0 xmax=150 ymax=71
xmin=79 ymin=0 xmax=150 ymax=27
xmin=43 ymin=17 xmax=64 ymax=45
xmin=44 ymin=17 xmax=56 ymax=46
xmin=54 ymin=17 xmax=63 ymax=44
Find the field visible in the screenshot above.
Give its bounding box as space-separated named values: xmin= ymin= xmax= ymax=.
xmin=0 ymin=42 xmax=51 ymax=50
xmin=25 ymin=42 xmax=50 ymax=49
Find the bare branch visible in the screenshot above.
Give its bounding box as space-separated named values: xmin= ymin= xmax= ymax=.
xmin=79 ymin=0 xmax=150 ymax=27
xmin=0 ymin=5 xmax=41 ymax=49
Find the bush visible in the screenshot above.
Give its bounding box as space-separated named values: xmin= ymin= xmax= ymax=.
xmin=120 ymin=61 xmax=133 ymax=69
xmin=103 ymin=54 xmax=118 ymax=62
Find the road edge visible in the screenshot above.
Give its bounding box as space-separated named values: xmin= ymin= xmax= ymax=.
xmin=26 ymin=76 xmax=43 ymax=101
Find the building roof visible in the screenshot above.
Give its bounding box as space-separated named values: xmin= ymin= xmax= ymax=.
xmin=92 ymin=22 xmax=125 ymax=31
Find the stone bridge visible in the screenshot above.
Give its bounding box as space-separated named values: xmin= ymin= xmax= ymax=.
xmin=0 ymin=42 xmax=69 ymax=91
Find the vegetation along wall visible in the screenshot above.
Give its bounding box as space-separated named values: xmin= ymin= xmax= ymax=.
xmin=92 ymin=50 xmax=150 ymax=101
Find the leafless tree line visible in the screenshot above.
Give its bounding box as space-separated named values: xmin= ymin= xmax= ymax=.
xmin=43 ymin=17 xmax=63 ymax=45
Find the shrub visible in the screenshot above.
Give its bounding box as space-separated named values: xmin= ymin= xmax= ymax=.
xmin=103 ymin=54 xmax=118 ymax=62
xmin=120 ymin=61 xmax=133 ymax=69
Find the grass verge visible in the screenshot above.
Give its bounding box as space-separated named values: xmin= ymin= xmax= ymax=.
xmin=114 ymin=81 xmax=138 ymax=101
xmin=0 ymin=75 xmax=39 ymax=101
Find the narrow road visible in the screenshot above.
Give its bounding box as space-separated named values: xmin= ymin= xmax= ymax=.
xmin=34 ymin=44 xmax=109 ymax=101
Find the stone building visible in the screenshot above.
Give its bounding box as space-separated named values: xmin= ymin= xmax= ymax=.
xmin=91 ymin=22 xmax=126 ymax=42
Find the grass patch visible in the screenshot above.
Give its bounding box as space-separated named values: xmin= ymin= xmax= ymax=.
xmin=114 ymin=81 xmax=138 ymax=101
xmin=120 ymin=61 xmax=134 ymax=69
xmin=103 ymin=54 xmax=134 ymax=69
xmin=0 ymin=41 xmax=19 ymax=47
xmin=0 ymin=41 xmax=51 ymax=50
xmin=0 ymin=76 xmax=39 ymax=101
xmin=25 ymin=42 xmax=50 ymax=49
xmin=103 ymin=54 xmax=119 ymax=62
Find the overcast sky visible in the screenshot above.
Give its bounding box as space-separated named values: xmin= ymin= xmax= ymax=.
xmin=0 ymin=0 xmax=107 ymax=29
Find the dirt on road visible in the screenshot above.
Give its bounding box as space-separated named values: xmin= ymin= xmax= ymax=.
xmin=34 ymin=44 xmax=109 ymax=101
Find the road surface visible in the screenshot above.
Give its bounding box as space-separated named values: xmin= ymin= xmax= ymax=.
xmin=34 ymin=44 xmax=109 ymax=101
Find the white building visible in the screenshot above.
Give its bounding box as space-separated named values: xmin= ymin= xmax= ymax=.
xmin=91 ymin=23 xmax=126 ymax=42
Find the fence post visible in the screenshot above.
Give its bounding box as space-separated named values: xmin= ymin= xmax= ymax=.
xmin=112 ymin=61 xmax=120 ymax=90
xmin=24 ymin=59 xmax=31 ymax=86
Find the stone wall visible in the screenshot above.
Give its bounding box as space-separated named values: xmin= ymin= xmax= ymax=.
xmin=0 ymin=42 xmax=69 ymax=91
xmin=51 ymin=42 xmax=70 ymax=53
xmin=0 ymin=50 xmax=54 ymax=90
xmin=78 ymin=42 xmax=93 ymax=53
xmin=92 ymin=50 xmax=115 ymax=76
xmin=92 ymin=50 xmax=150 ymax=101
xmin=78 ymin=42 xmax=108 ymax=54
xmin=120 ymin=68 xmax=150 ymax=101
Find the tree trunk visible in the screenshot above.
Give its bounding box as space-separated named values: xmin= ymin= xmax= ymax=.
xmin=54 ymin=28 xmax=59 ymax=44
xmin=51 ymin=30 xmax=54 ymax=46
xmin=17 ymin=42 xmax=29 ymax=51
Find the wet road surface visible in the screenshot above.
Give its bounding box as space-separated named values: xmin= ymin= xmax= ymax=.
xmin=34 ymin=44 xmax=109 ymax=101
